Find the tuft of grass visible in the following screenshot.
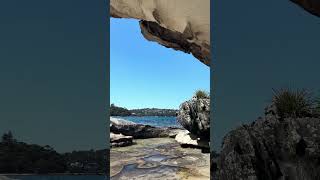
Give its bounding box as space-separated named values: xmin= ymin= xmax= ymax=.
xmin=272 ymin=88 xmax=315 ymax=118
xmin=195 ymin=90 xmax=210 ymax=99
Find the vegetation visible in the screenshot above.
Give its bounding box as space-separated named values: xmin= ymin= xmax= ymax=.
xmin=0 ymin=131 xmax=107 ymax=174
xmin=110 ymin=104 xmax=132 ymax=116
xmin=130 ymin=108 xmax=177 ymax=116
xmin=272 ymin=88 xmax=315 ymax=118
xmin=195 ymin=90 xmax=210 ymax=99
xmin=0 ymin=131 xmax=66 ymax=174
xmin=64 ymin=149 xmax=107 ymax=174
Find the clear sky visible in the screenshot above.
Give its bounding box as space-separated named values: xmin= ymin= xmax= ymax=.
xmin=0 ymin=0 xmax=107 ymax=152
xmin=110 ymin=18 xmax=210 ymax=110
xmin=213 ymin=0 xmax=320 ymax=150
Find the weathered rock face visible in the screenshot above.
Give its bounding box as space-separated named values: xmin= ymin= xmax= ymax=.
xmin=177 ymin=97 xmax=210 ymax=140
xmin=110 ymin=0 xmax=210 ymax=66
xmin=110 ymin=117 xmax=182 ymax=139
xmin=110 ymin=133 xmax=133 ymax=147
xmin=213 ymin=105 xmax=320 ymax=180
xmin=291 ymin=0 xmax=320 ymax=17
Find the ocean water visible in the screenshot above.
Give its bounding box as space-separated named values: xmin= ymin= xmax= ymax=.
xmin=118 ymin=116 xmax=180 ymax=127
xmin=5 ymin=175 xmax=106 ymax=180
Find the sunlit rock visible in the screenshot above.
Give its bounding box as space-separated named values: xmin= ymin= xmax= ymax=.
xmin=110 ymin=0 xmax=210 ymax=66
xmin=110 ymin=133 xmax=133 ymax=147
xmin=177 ymin=96 xmax=210 ymax=140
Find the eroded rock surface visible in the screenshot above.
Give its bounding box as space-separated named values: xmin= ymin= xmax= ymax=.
xmin=213 ymin=105 xmax=320 ymax=180
xmin=110 ymin=117 xmax=183 ymax=139
xmin=177 ymin=97 xmax=210 ymax=140
xmin=110 ymin=0 xmax=210 ymax=66
xmin=291 ymin=0 xmax=320 ymax=17
xmin=110 ymin=138 xmax=210 ymax=180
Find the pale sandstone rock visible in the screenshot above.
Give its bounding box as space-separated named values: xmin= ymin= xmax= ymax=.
xmin=110 ymin=0 xmax=210 ymax=66
xmin=110 ymin=132 xmax=133 ymax=147
xmin=175 ymin=130 xmax=209 ymax=149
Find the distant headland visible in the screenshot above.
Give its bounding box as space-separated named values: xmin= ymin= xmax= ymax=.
xmin=110 ymin=104 xmax=177 ymax=117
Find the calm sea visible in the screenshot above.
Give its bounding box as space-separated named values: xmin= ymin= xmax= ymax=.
xmin=118 ymin=116 xmax=180 ymax=127
xmin=5 ymin=175 xmax=106 ymax=180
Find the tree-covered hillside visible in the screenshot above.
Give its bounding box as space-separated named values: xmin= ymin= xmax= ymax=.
xmin=0 ymin=131 xmax=107 ymax=174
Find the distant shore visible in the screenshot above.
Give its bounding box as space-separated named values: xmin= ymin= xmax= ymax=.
xmin=110 ymin=104 xmax=178 ymax=116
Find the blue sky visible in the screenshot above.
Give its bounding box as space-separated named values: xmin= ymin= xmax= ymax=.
xmin=110 ymin=18 xmax=210 ymax=109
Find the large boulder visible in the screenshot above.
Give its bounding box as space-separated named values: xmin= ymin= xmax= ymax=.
xmin=110 ymin=117 xmax=183 ymax=139
xmin=213 ymin=105 xmax=320 ymax=180
xmin=176 ymin=97 xmax=210 ymax=140
xmin=110 ymin=0 xmax=210 ymax=66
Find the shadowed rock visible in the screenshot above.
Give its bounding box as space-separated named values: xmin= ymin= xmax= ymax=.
xmin=213 ymin=105 xmax=320 ymax=180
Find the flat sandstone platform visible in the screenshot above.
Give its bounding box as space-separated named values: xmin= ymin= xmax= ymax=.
xmin=110 ymin=138 xmax=209 ymax=180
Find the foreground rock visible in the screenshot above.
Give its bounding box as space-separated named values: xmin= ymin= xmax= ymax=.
xmin=175 ymin=130 xmax=210 ymax=150
xmin=177 ymin=97 xmax=210 ymax=140
xmin=110 ymin=0 xmax=210 ymax=66
xmin=110 ymin=117 xmax=183 ymax=139
xmin=213 ymin=105 xmax=320 ymax=180
xmin=291 ymin=0 xmax=320 ymax=17
xmin=110 ymin=138 xmax=210 ymax=179
xmin=110 ymin=133 xmax=133 ymax=147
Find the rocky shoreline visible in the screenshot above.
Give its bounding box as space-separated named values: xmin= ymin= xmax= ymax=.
xmin=110 ymin=95 xmax=210 ymax=179
xmin=109 ymin=116 xmax=209 ymax=151
xmin=110 ymin=95 xmax=210 ymax=150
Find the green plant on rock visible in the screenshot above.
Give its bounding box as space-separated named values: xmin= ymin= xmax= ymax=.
xmin=195 ymin=90 xmax=210 ymax=99
xmin=272 ymin=88 xmax=315 ymax=118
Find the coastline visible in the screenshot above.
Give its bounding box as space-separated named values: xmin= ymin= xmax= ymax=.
xmin=110 ymin=115 xmax=210 ymax=179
